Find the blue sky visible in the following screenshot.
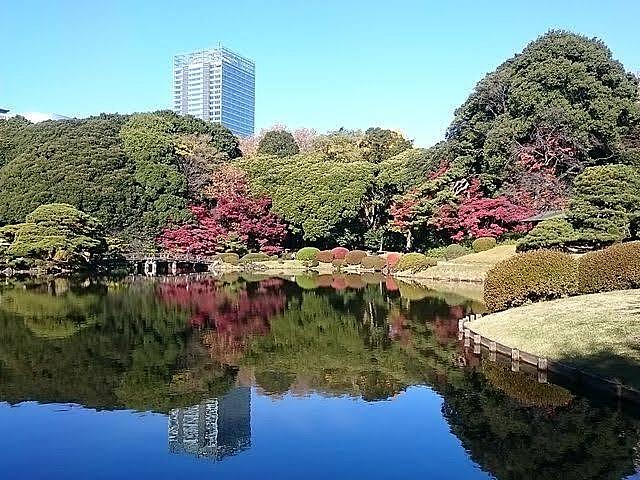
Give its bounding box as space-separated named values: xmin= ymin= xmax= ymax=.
xmin=3 ymin=0 xmax=640 ymax=146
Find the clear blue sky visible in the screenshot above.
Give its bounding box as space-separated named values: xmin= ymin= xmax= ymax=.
xmin=3 ymin=0 xmax=640 ymax=146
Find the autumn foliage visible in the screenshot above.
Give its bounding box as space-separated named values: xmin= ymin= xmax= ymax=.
xmin=431 ymin=180 xmax=533 ymax=241
xmin=159 ymin=166 xmax=287 ymax=255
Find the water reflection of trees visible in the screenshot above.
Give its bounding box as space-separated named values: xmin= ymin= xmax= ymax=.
xmin=440 ymin=369 xmax=640 ymax=480
xmin=1 ymin=276 xmax=639 ymax=479
xmin=0 ymin=279 xmax=236 ymax=412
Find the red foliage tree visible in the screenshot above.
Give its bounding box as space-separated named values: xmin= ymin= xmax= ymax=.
xmin=159 ymin=166 xmax=287 ymax=255
xmin=431 ymin=179 xmax=533 ymax=241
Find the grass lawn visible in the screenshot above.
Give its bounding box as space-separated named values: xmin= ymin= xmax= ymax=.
xmin=470 ymin=290 xmax=640 ymax=389
xmin=411 ymin=245 xmax=517 ymax=282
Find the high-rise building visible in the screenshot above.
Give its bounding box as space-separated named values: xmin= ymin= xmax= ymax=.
xmin=172 ymin=46 xmax=255 ymax=137
xmin=168 ymin=386 xmax=252 ymax=461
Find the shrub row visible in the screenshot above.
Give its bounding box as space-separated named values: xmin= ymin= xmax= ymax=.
xmin=484 ymin=250 xmax=577 ymax=312
xmin=578 ymin=241 xmax=640 ymax=293
xmin=485 ymin=242 xmax=640 ymax=312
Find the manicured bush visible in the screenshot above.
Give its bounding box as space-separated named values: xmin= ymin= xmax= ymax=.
xmin=484 ymin=250 xmax=578 ymax=312
xmin=296 ymin=247 xmax=320 ymax=262
xmin=331 ymin=247 xmax=349 ymax=260
xmin=315 ymin=250 xmax=334 ymax=263
xmin=472 ymin=237 xmax=497 ymax=253
xmin=219 ymin=252 xmax=240 ymax=265
xmin=425 ymin=246 xmax=448 ymax=259
xmin=331 ymin=259 xmax=344 ymax=269
xmin=517 ymin=218 xmax=580 ymax=252
xmin=304 ymin=259 xmax=319 ymax=268
xmin=395 ymin=253 xmax=437 ymax=273
xmin=345 ymin=250 xmax=367 ymax=265
xmin=361 ymin=255 xmax=386 ymax=271
xmin=240 ymin=252 xmax=270 ymax=263
xmin=384 ymin=252 xmax=402 ymax=270
xmin=578 ymin=242 xmax=640 ymax=294
xmin=444 ymin=244 xmax=470 ymax=260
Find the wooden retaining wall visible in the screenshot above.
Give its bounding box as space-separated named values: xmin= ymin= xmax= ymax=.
xmin=458 ymin=313 xmax=640 ymax=404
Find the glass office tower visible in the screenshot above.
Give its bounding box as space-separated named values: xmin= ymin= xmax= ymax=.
xmin=172 ymin=46 xmax=255 ymax=137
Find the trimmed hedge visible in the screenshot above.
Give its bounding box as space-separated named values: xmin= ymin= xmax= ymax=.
xmin=472 ymin=237 xmax=496 ymax=253
xmin=444 ymin=244 xmax=470 ymax=260
xmin=219 ymin=252 xmax=240 ymax=265
xmin=345 ymin=250 xmax=367 ymax=265
xmin=296 ymin=247 xmax=320 ymax=262
xmin=361 ymin=255 xmax=386 ymax=271
xmin=395 ymin=253 xmax=437 ymax=273
xmin=315 ymin=250 xmax=334 ymax=263
xmin=578 ymin=242 xmax=640 ymax=294
xmin=331 ymin=247 xmax=349 ymax=260
xmin=484 ymin=250 xmax=578 ymax=312
xmin=240 ymin=253 xmax=270 ymax=263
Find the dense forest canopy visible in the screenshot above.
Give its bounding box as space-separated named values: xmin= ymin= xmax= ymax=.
xmin=0 ymin=111 xmax=240 ymax=246
xmin=0 ymin=31 xmax=638 ymax=255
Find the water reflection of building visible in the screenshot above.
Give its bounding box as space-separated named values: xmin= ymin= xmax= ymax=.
xmin=168 ymin=387 xmax=251 ymax=460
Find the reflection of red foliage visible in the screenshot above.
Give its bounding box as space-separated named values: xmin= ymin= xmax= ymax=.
xmin=388 ymin=309 xmax=410 ymax=344
xmin=433 ymin=305 xmax=466 ymax=344
xmin=331 ymin=277 xmax=347 ymax=290
xmin=157 ymin=278 xmax=286 ymax=363
xmin=385 ymin=276 xmax=398 ymax=292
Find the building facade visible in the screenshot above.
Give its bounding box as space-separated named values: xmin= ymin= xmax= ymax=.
xmin=172 ymin=46 xmax=255 ymax=137
xmin=168 ymin=386 xmax=251 ymax=461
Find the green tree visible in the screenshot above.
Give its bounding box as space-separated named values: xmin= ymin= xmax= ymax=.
xmin=568 ymin=164 xmax=640 ymax=243
xmin=518 ymin=217 xmax=581 ymax=251
xmin=359 ymin=127 xmax=412 ymax=163
xmin=3 ymin=203 xmax=107 ymax=265
xmin=257 ymin=130 xmax=300 ymax=157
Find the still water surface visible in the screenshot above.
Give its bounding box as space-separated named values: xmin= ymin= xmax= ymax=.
xmin=0 ymin=274 xmax=639 ymax=479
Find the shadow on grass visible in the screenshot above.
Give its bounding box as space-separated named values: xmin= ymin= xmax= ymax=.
xmin=556 ymin=347 xmax=640 ymax=393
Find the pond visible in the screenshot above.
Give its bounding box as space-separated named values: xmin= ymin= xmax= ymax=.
xmin=0 ymin=274 xmax=639 ymax=480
